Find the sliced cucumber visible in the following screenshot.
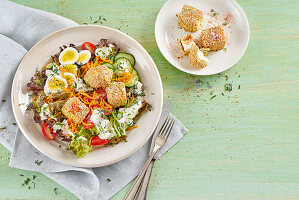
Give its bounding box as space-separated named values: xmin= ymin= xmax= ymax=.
xmin=123 ymin=68 xmax=139 ymax=87
xmin=101 ymin=62 xmax=115 ymax=70
xmin=114 ymin=52 xmax=135 ymax=66
xmin=114 ymin=58 xmax=133 ymax=76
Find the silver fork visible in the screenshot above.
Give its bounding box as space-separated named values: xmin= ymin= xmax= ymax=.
xmin=124 ymin=117 xmax=175 ymax=200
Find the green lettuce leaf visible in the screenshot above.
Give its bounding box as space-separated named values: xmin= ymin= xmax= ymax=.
xmin=66 ymin=136 xmax=92 ymax=158
xmin=66 ymin=125 xmax=98 ymax=158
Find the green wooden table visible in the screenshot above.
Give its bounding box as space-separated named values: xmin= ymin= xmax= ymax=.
xmin=0 ymin=0 xmax=298 ymax=199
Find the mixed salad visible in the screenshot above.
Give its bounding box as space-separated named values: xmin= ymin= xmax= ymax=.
xmin=26 ymin=39 xmax=151 ymax=158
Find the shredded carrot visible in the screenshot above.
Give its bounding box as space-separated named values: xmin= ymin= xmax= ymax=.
xmin=67 ymin=119 xmax=78 ymax=133
xmin=126 ymin=125 xmax=139 ymax=131
xmin=54 ymin=112 xmax=61 ymax=117
xmin=80 ymin=57 xmax=113 ymax=78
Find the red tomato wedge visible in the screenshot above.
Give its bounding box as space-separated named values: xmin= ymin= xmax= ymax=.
xmin=82 ymin=113 xmax=94 ymax=129
xmin=90 ymin=136 xmax=109 ymax=146
xmin=96 ymin=89 xmax=107 ymax=99
xmin=42 ymin=123 xmax=56 ymax=140
xmin=102 ymin=107 xmax=113 ymax=116
xmin=82 ymin=42 xmax=96 ymax=54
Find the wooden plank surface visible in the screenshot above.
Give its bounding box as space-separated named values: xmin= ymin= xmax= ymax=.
xmin=0 ymin=0 xmax=298 ymax=199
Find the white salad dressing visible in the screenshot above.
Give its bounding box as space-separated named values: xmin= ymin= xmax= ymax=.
xmin=90 ymin=109 xmax=115 ymax=139
xmin=133 ymin=81 xmax=143 ymax=95
xmin=74 ymin=77 xmax=93 ymax=92
xmin=95 ymin=44 xmax=115 ymax=59
xmin=118 ymin=100 xmax=143 ymax=125
xmin=118 ymin=60 xmax=130 ymax=73
xmin=39 ymin=103 xmax=56 ymax=121
xmin=52 ymin=119 xmax=74 ymax=137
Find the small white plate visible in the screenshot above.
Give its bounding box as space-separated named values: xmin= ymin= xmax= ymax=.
xmin=155 ymin=0 xmax=250 ymax=75
xmin=11 ymin=25 xmax=163 ymax=168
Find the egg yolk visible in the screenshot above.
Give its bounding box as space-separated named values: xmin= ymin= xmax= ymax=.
xmin=62 ymin=64 xmax=77 ymax=74
xmin=61 ymin=51 xmax=76 ymax=63
xmin=63 ymin=74 xmax=75 ymax=86
xmin=47 ymin=78 xmax=66 ymax=91
xmin=77 ymin=53 xmax=88 ymax=63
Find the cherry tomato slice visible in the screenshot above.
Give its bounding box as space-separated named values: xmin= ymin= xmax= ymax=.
xmin=42 ymin=123 xmax=56 ymax=140
xmin=101 ymin=107 xmax=113 ymax=116
xmin=90 ymin=136 xmax=109 ymax=146
xmin=82 ymin=42 xmax=96 ymax=54
xmin=82 ymin=113 xmax=94 ymax=129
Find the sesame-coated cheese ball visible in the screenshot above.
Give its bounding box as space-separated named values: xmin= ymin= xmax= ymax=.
xmin=201 ymin=26 xmax=226 ymax=51
xmin=177 ymin=5 xmax=203 ymax=32
xmin=61 ymin=97 xmax=90 ymax=124
xmin=84 ymin=65 xmax=113 ymax=89
xmin=105 ymin=82 xmax=127 ymax=108
xmin=188 ymin=46 xmax=209 ymax=69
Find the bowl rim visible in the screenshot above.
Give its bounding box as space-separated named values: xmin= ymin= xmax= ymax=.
xmin=154 ymin=0 xmax=250 ymax=75
xmin=11 ymin=25 xmax=163 ymax=167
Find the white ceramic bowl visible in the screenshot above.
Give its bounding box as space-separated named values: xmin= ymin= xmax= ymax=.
xmin=11 ymin=25 xmax=163 ymax=168
xmin=155 ymin=0 xmax=250 ymax=75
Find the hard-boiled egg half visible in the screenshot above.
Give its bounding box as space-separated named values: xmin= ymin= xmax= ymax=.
xmin=63 ymin=72 xmax=77 ymax=87
xmin=76 ymin=50 xmax=91 ymax=65
xmin=44 ymin=75 xmax=68 ymax=95
xmin=61 ymin=64 xmax=78 ymax=75
xmin=59 ymin=47 xmax=79 ymax=65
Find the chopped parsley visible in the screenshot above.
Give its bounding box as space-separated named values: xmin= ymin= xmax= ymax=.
xmin=224 ymin=83 xmax=232 ymax=92
xmin=12 ymin=123 xmax=17 ymax=126
xmin=210 ymin=95 xmax=216 ymax=100
xmin=2 ymin=100 xmax=6 ymax=102
xmin=107 ymin=178 xmax=111 ymax=182
xmin=238 ymin=85 xmax=241 ymax=89
xmin=54 ymin=187 xmax=58 ymax=195
xmin=34 ymin=160 xmax=43 ymax=166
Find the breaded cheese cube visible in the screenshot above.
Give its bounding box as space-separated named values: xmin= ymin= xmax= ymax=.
xmin=177 ymin=5 xmax=203 ymax=32
xmin=199 ymin=48 xmax=210 ymax=57
xmin=105 ymin=82 xmax=127 ymax=108
xmin=84 ymin=65 xmax=113 ymax=89
xmin=201 ymin=26 xmax=226 ymax=51
xmin=62 ymin=97 xmax=90 ymax=124
xmin=177 ymin=34 xmax=197 ymax=55
xmin=188 ymin=46 xmax=209 ymax=69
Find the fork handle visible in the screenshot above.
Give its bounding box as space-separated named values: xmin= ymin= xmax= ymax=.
xmin=136 ymin=159 xmax=154 ymax=200
xmin=124 ymin=150 xmax=157 ymax=200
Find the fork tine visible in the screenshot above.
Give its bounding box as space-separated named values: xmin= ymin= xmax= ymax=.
xmin=162 ymin=118 xmax=175 ymax=139
xmin=158 ymin=117 xmax=170 ymax=137
xmin=160 ymin=118 xmax=172 ymax=138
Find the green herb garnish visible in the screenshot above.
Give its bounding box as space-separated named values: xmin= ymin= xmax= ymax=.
xmin=34 ymin=160 xmax=43 ymax=166
xmin=54 ymin=187 xmax=58 ymax=195
xmin=224 ymin=83 xmax=232 ymax=92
